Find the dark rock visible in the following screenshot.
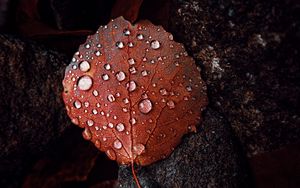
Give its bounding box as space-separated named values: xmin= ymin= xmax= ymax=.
xmin=169 ymin=0 xmax=300 ymax=156
xmin=118 ymin=108 xmax=252 ymax=188
xmin=0 ymin=34 xmax=71 ymax=188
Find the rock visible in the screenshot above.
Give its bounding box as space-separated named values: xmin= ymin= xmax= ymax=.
xmin=118 ymin=108 xmax=252 ymax=187
xmin=0 ymin=34 xmax=71 ymax=188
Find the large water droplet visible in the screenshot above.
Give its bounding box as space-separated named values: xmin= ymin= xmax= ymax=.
xmin=127 ymin=81 xmax=137 ymax=92
xmin=133 ymin=144 xmax=145 ymax=155
xmin=113 ymin=139 xmax=122 ymax=149
xmin=82 ymin=128 xmax=92 ymax=140
xmin=116 ymin=71 xmax=126 ymax=81
xmin=116 ymin=41 xmax=124 ymax=49
xmin=78 ymin=75 xmax=93 ymax=91
xmin=138 ymin=99 xmax=153 ymax=114
xmin=102 ymin=74 xmax=110 ymax=81
xmin=107 ymin=94 xmax=115 ymax=102
xmin=150 ymin=40 xmax=160 ymax=49
xmin=116 ymin=123 xmax=125 ymax=132
xmin=167 ymin=100 xmax=175 ymax=109
xmin=106 ymin=149 xmax=116 ymax=160
xmin=73 ymin=100 xmax=82 ymax=109
xmin=137 ymin=34 xmax=144 ymax=40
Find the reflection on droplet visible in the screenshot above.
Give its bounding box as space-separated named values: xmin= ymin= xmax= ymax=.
xmin=150 ymin=40 xmax=160 ymax=49
xmin=116 ymin=71 xmax=126 ymax=81
xmin=138 ymin=99 xmax=153 ymax=114
xmin=127 ymin=81 xmax=137 ymax=92
xmin=78 ymin=75 xmax=93 ymax=91
xmin=167 ymin=100 xmax=175 ymax=109
xmin=116 ymin=123 xmax=125 ymax=132
xmin=113 ymin=139 xmax=122 ymax=149
xmin=74 ymin=100 xmax=82 ymax=109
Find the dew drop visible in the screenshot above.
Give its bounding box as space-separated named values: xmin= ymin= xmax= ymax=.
xmin=150 ymin=40 xmax=160 ymax=49
xmin=113 ymin=139 xmax=122 ymax=149
xmin=92 ymin=109 xmax=98 ymax=114
xmin=186 ymin=86 xmax=192 ymax=92
xmin=127 ymin=81 xmax=137 ymax=92
xmin=82 ymin=128 xmax=92 ymax=140
xmin=168 ymin=34 xmax=174 ymax=40
xmin=128 ymin=58 xmax=136 ymax=65
xmin=123 ymin=28 xmax=131 ymax=36
xmin=73 ymin=100 xmax=82 ymax=109
xmin=141 ymin=70 xmax=149 ymax=76
xmin=137 ymin=34 xmax=144 ymax=40
xmin=133 ymin=144 xmax=145 ymax=155
xmin=87 ymin=119 xmax=94 ymax=126
xmin=116 ymin=123 xmax=125 ymax=132
xmin=107 ymin=94 xmax=116 ymax=102
xmin=138 ymin=99 xmax=153 ymax=114
xmin=159 ymin=88 xmax=168 ymax=96
xmin=129 ymin=67 xmax=137 ymax=74
xmin=72 ymin=64 xmax=77 ymax=69
xmin=106 ymin=149 xmax=116 ymax=160
xmin=93 ymin=90 xmax=99 ymax=96
xmin=108 ymin=123 xmax=114 ymax=128
xmin=116 ymin=41 xmax=125 ymax=49
xmin=95 ymin=140 xmax=101 ymax=148
xmin=128 ymin=42 xmax=134 ymax=47
xmin=116 ymin=71 xmax=126 ymax=81
xmin=123 ymin=98 xmax=129 ymax=104
xmin=104 ymin=64 xmax=111 ymax=70
xmin=85 ymin=43 xmax=91 ymax=49
xmin=102 ymin=74 xmax=110 ymax=81
xmin=78 ymin=75 xmax=93 ymax=91
xmin=95 ymin=51 xmax=101 ymax=56
xmin=167 ymin=100 xmax=175 ymax=109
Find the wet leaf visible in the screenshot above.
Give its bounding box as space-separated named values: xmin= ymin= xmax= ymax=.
xmin=62 ymin=17 xmax=208 ymax=166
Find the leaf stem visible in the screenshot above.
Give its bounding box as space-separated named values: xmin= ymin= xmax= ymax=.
xmin=131 ymin=161 xmax=141 ymax=188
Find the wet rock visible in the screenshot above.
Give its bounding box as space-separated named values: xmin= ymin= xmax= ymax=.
xmin=118 ymin=108 xmax=252 ymax=187
xmin=0 ymin=34 xmax=71 ymax=187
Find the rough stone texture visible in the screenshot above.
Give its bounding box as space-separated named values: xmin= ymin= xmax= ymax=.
xmin=168 ymin=0 xmax=300 ymax=156
xmin=118 ymin=108 xmax=252 ymax=188
xmin=0 ymin=34 xmax=71 ymax=188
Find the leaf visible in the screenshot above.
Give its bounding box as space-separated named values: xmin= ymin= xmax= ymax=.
xmin=62 ymin=17 xmax=208 ymax=166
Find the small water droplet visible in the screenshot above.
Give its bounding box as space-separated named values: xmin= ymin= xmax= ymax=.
xmin=116 ymin=123 xmax=125 ymax=132
xmin=186 ymin=86 xmax=192 ymax=92
xmin=130 ymin=118 xmax=137 ymax=125
xmin=137 ymin=34 xmax=144 ymax=40
xmin=159 ymin=88 xmax=168 ymax=96
xmin=116 ymin=71 xmax=126 ymax=81
xmin=95 ymin=140 xmax=101 ymax=148
xmin=116 ymin=41 xmax=124 ymax=49
xmin=102 ymin=74 xmax=110 ymax=81
xmin=167 ymin=100 xmax=175 ymax=109
xmin=108 ymin=123 xmax=114 ymax=128
xmin=107 ymin=94 xmax=115 ymax=102
xmin=127 ymin=81 xmax=137 ymax=92
xmin=128 ymin=42 xmax=134 ymax=47
xmin=95 ymin=51 xmax=101 ymax=56
xmin=82 ymin=128 xmax=92 ymax=140
xmin=133 ymin=144 xmax=145 ymax=155
xmin=104 ymin=64 xmax=111 ymax=70
xmin=150 ymin=40 xmax=160 ymax=49
xmin=84 ymin=101 xmax=89 ymax=107
xmin=87 ymin=119 xmax=94 ymax=126
xmin=169 ymin=34 xmax=174 ymax=40
xmin=123 ymin=28 xmax=131 ymax=36
xmin=93 ymin=90 xmax=99 ymax=96
xmin=97 ymin=44 xmax=102 ymax=48
xmin=113 ymin=140 xmax=122 ymax=149
xmin=139 ymin=99 xmax=153 ymax=114
xmin=78 ymin=75 xmax=93 ymax=91
xmin=129 ymin=67 xmax=137 ymax=74
xmin=175 ymin=54 xmax=180 ymax=59
xmin=85 ymin=43 xmax=91 ymax=49
xmin=72 ymin=64 xmax=77 ymax=69
xmin=74 ymin=100 xmax=82 ymax=109
xmin=106 ymin=149 xmax=116 ymax=160
xmin=123 ymin=98 xmax=129 ymax=104
xmin=141 ymin=70 xmax=149 ymax=76
xmin=92 ymin=109 xmax=98 ymax=114
xmin=128 ymin=58 xmax=136 ymax=65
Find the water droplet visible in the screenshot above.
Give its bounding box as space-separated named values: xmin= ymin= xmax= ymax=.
xmin=130 ymin=118 xmax=137 ymax=125
xmin=84 ymin=101 xmax=89 ymax=107
xmin=175 ymin=54 xmax=180 ymax=59
xmin=129 ymin=67 xmax=137 ymax=74
xmin=127 ymin=81 xmax=137 ymax=92
xmin=186 ymin=86 xmax=192 ymax=92
xmin=95 ymin=140 xmax=101 ymax=148
xmin=137 ymin=34 xmax=144 ymax=40
xmin=133 ymin=144 xmax=145 ymax=155
xmin=82 ymin=128 xmax=92 ymax=140
xmin=93 ymin=90 xmax=99 ymax=96
xmin=138 ymin=99 xmax=153 ymax=114
xmin=97 ymin=44 xmax=102 ymax=48
xmin=87 ymin=119 xmax=94 ymax=126
xmin=107 ymin=94 xmax=115 ymax=102
xmin=128 ymin=58 xmax=136 ymax=65
xmin=123 ymin=28 xmax=131 ymax=36
xmin=85 ymin=43 xmax=91 ymax=49
xmin=73 ymin=100 xmax=82 ymax=109
xmin=123 ymin=98 xmax=129 ymax=104
xmin=169 ymin=34 xmax=174 ymax=40
xmin=113 ymin=140 xmax=122 ymax=149
xmin=106 ymin=149 xmax=116 ymax=160
xmin=142 ymin=70 xmax=149 ymax=76
xmin=116 ymin=41 xmax=124 ymax=49
xmin=95 ymin=51 xmax=101 ymax=56
xmin=128 ymin=42 xmax=134 ymax=47
xmin=92 ymin=109 xmax=98 ymax=114
xmin=159 ymin=88 xmax=168 ymax=96
xmin=167 ymin=100 xmax=175 ymax=109
xmin=104 ymin=64 xmax=111 ymax=70
xmin=78 ymin=75 xmax=93 ymax=90
xmin=71 ymin=117 xmax=79 ymax=125
xmin=72 ymin=64 xmax=77 ymax=69
xmin=116 ymin=123 xmax=125 ymax=132
xmin=150 ymin=40 xmax=160 ymax=49
xmin=116 ymin=71 xmax=126 ymax=81
xmin=108 ymin=123 xmax=114 ymax=128
xmin=102 ymin=74 xmax=110 ymax=81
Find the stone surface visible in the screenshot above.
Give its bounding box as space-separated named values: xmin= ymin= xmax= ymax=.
xmin=0 ymin=34 xmax=71 ymax=187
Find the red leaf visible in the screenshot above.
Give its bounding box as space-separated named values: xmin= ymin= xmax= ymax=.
xmin=62 ymin=17 xmax=208 ymax=166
